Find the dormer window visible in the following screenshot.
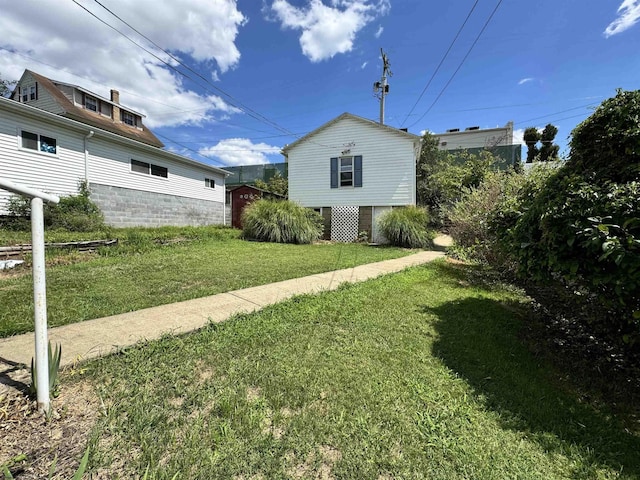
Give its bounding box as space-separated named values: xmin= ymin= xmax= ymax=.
xmin=121 ymin=111 xmax=136 ymax=126
xmin=85 ymin=96 xmax=98 ymax=112
xmin=29 ymin=86 xmax=37 ymax=100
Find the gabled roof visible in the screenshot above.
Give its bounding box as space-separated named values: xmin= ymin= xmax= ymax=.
xmin=0 ymin=96 xmax=230 ymax=177
xmin=282 ymin=112 xmax=420 ymax=154
xmin=14 ymin=70 xmax=163 ymax=148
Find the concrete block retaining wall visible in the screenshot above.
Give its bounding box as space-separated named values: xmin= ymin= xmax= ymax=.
xmin=90 ymin=183 xmax=224 ymax=227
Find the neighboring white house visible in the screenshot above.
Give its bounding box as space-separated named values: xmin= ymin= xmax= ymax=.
xmin=283 ymin=112 xmax=421 ymax=243
xmin=434 ymin=122 xmax=514 ymax=151
xmin=1 ymin=70 xmax=229 ymax=227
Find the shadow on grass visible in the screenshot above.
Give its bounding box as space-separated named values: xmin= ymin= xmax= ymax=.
xmin=427 ymin=295 xmax=640 ymax=477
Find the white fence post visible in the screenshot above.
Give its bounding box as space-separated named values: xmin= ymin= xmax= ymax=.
xmin=31 ymin=197 xmax=50 ymax=412
xmin=0 ymin=178 xmax=59 ymax=413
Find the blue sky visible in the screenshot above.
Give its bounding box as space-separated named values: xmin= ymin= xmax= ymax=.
xmin=1 ymin=0 xmax=639 ymax=167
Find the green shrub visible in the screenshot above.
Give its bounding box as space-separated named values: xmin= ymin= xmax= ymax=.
xmin=448 ymin=167 xmax=555 ymax=267
xmin=506 ymin=90 xmax=640 ymax=339
xmin=377 ymin=206 xmax=432 ymax=248
xmin=3 ymin=180 xmax=105 ymax=232
xmin=241 ymin=199 xmax=323 ymax=244
xmin=567 ymin=89 xmax=640 ymax=183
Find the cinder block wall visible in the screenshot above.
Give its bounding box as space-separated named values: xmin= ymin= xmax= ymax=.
xmin=90 ymin=183 xmax=223 ymax=227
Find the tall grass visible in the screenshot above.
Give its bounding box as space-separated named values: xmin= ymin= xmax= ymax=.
xmin=377 ymin=206 xmax=432 ymax=248
xmin=242 ymin=199 xmax=323 ymax=244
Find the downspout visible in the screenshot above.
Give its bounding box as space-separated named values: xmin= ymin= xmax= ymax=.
xmin=84 ymin=130 xmax=94 ymax=184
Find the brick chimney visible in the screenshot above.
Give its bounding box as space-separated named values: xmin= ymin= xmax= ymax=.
xmin=110 ymin=89 xmax=121 ymax=123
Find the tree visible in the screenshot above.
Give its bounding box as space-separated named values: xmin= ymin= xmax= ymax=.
xmin=539 ymin=124 xmax=560 ymax=162
xmin=1 ymin=73 xmax=16 ymax=98
xmin=523 ymin=127 xmax=541 ymax=163
xmin=523 ymin=124 xmax=560 ymax=163
xmin=254 ymin=172 xmax=288 ymax=197
xmin=416 ymin=131 xmax=501 ymax=226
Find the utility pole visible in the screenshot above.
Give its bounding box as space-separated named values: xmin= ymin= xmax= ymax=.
xmin=373 ymin=48 xmax=392 ymax=125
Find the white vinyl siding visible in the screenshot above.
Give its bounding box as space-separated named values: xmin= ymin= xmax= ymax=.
xmin=288 ymin=116 xmax=417 ymax=207
xmin=0 ymin=111 xmax=85 ymax=210
xmin=0 ymin=100 xmax=226 ymax=213
xmin=86 ymin=137 xmax=225 ymax=204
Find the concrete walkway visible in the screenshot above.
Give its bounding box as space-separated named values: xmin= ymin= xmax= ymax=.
xmin=0 ymin=249 xmax=447 ymax=369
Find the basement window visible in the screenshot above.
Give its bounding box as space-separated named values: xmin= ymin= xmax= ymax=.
xmin=131 ymin=159 xmax=168 ymax=178
xmin=20 ymin=130 xmax=57 ymax=154
xmin=205 ymin=178 xmax=215 ymax=189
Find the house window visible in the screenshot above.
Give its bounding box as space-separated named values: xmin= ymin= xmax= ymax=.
xmin=340 ymin=157 xmax=353 ymax=187
xmin=131 ymin=159 xmax=168 ymax=178
xmin=85 ymin=96 xmax=98 ymax=112
xmin=20 ymin=130 xmax=57 ymax=154
xmin=122 ymin=111 xmax=136 ymax=126
xmin=330 ymin=155 xmax=362 ymax=188
xmin=21 ymin=88 xmax=28 ymax=102
xmin=30 ymin=86 xmax=37 ymax=100
xmin=205 ymin=178 xmax=215 ymax=189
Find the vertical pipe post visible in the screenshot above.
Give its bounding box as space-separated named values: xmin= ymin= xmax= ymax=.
xmin=31 ymin=196 xmax=50 ymax=413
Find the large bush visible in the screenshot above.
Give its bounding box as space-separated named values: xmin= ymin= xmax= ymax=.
xmin=3 ymin=181 xmax=105 ymax=232
xmin=567 ymin=89 xmax=640 ymax=183
xmin=507 ymin=90 xmax=640 ymax=338
xmin=416 ymin=132 xmax=505 ymax=226
xmin=241 ymin=198 xmax=322 ymax=244
xmin=448 ymin=166 xmax=554 ymax=267
xmin=377 ymin=206 xmax=431 ymax=248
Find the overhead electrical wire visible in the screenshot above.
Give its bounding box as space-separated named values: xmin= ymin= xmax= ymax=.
xmin=400 ymin=0 xmax=479 ymax=127
xmin=74 ymin=0 xmax=292 ymax=137
xmin=406 ymin=0 xmax=504 ymax=130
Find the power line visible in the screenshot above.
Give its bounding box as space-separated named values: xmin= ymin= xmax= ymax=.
xmin=400 ymin=0 xmax=479 ymax=127
xmin=75 ymin=0 xmax=343 ymax=149
xmin=74 ymin=0 xmax=292 ymax=137
xmin=407 ymin=0 xmax=503 ymax=130
xmin=515 ymin=103 xmax=597 ymax=125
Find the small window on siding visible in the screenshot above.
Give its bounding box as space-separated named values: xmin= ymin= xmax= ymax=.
xmin=205 ymin=178 xmax=215 ymax=189
xmin=151 ymin=164 xmax=168 ymax=178
xmin=131 ymin=159 xmax=168 ymax=178
xmin=131 ymin=159 xmax=150 ymax=174
xmin=20 ymin=130 xmax=57 ymax=154
xmin=330 ymin=155 xmax=362 ymax=188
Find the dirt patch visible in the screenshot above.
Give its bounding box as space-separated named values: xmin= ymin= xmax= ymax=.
xmin=0 ymin=369 xmax=99 ymax=479
xmin=286 ymin=445 xmax=342 ymax=480
xmin=246 ymin=386 xmax=262 ymax=402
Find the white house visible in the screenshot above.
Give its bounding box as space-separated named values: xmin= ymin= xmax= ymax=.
xmin=434 ymin=122 xmax=514 ymax=151
xmin=1 ymin=70 xmax=228 ymax=227
xmin=283 ymin=112 xmax=421 ymax=243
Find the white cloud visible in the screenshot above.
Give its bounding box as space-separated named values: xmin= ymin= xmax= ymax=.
xmin=198 ymin=138 xmax=282 ymax=165
xmin=374 ymin=25 xmax=384 ymax=38
xmin=361 ymin=61 xmax=368 ymax=69
xmin=0 ymin=0 xmax=246 ymax=128
xmin=518 ymin=77 xmax=534 ymax=85
xmin=268 ymin=0 xmax=390 ymax=62
xmin=513 ymin=128 xmax=527 ymax=146
xmin=604 ymin=0 xmax=640 ymax=37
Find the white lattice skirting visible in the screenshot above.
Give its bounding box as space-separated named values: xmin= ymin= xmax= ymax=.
xmin=330 ymin=205 xmax=359 ymax=242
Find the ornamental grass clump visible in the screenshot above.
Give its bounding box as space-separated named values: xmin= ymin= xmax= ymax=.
xmin=377 ymin=206 xmax=431 ymax=248
xmin=241 ymin=198 xmax=323 ymax=244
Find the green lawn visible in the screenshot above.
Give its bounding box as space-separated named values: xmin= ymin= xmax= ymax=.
xmin=83 ymin=261 xmax=639 ymax=479
xmin=0 ymin=226 xmax=414 ymax=337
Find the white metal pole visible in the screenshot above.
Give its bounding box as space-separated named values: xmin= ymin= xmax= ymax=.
xmin=31 ymin=197 xmax=50 ymax=413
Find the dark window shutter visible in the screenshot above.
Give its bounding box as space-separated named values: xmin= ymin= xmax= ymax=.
xmin=354 ymin=155 xmax=363 ymax=187
xmin=330 ymin=157 xmax=338 ymax=188
xmin=35 ymin=82 xmax=38 ymax=100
